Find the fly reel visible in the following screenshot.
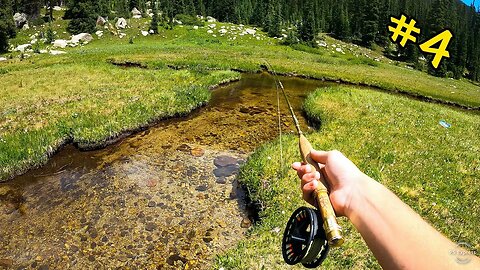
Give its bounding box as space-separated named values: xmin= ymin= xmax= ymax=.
xmin=282 ymin=207 xmax=330 ymax=268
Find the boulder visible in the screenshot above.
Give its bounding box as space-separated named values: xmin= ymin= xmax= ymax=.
xmin=95 ymin=30 xmax=104 ymax=37
xmin=53 ymin=39 xmax=68 ymax=48
xmin=15 ymin=44 xmax=31 ymax=52
xmin=0 ymin=57 xmax=7 ymax=61
xmin=53 ymin=6 xmax=63 ymax=11
xmin=206 ymin=16 xmax=217 ymax=22
xmin=50 ymin=50 xmax=66 ymax=55
xmin=96 ymin=16 xmax=106 ymax=26
xmin=13 ymin=13 xmax=27 ymax=28
xmin=71 ymin=33 xmax=93 ymax=44
xmin=141 ymin=30 xmax=149 ymax=36
xmin=132 ymin=8 xmax=142 ymax=18
xmin=116 ymin=18 xmax=127 ymax=29
xmin=245 ymin=28 xmax=256 ymax=35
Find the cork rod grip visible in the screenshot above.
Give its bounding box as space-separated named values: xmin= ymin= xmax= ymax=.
xmin=299 ymin=134 xmax=344 ymax=247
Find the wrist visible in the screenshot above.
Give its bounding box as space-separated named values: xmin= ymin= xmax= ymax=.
xmin=344 ymin=173 xmax=374 ymax=220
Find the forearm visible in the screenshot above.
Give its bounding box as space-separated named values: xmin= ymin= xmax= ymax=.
xmin=347 ymin=174 xmax=479 ymax=269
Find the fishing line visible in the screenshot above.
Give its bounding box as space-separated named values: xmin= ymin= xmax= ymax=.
xmin=263 ymin=60 xmax=345 ymax=268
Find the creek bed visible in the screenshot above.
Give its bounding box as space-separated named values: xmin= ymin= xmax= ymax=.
xmin=0 ymin=73 xmax=335 ymax=269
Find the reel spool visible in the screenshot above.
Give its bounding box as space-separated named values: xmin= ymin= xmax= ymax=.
xmin=282 ymin=207 xmax=330 ymax=268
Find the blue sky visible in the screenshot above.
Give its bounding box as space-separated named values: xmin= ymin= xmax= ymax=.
xmin=461 ymin=0 xmax=479 ymax=10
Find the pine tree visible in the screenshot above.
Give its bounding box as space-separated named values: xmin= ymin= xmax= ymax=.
xmin=149 ymin=0 xmax=159 ymax=34
xmin=66 ymin=0 xmax=97 ymax=34
xmin=361 ymin=0 xmax=380 ymax=47
xmin=0 ymin=0 xmax=16 ymax=53
xmin=298 ymin=0 xmax=316 ymax=44
xmin=115 ymin=0 xmax=130 ymax=18
xmin=17 ymin=0 xmax=42 ymax=20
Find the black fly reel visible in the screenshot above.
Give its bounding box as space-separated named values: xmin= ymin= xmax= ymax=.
xmin=282 ymin=207 xmax=330 ymax=268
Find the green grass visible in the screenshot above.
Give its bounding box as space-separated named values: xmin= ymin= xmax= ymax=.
xmin=216 ymin=86 xmax=479 ymax=269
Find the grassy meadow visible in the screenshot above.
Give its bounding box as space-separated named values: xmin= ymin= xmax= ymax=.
xmin=216 ymin=86 xmax=479 ymax=269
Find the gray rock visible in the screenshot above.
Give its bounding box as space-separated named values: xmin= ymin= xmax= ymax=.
xmin=132 ymin=8 xmax=142 ymax=18
xmin=213 ymin=164 xmax=239 ymax=177
xmin=116 ymin=18 xmax=127 ymax=29
xmin=214 ymin=155 xmax=238 ymax=167
xmin=145 ymin=223 xmax=157 ymax=231
xmin=13 ymin=13 xmax=27 ymax=28
xmin=71 ymin=33 xmax=93 ymax=44
xmin=53 ymin=39 xmax=68 ymax=48
xmin=96 ymin=16 xmax=106 ymax=26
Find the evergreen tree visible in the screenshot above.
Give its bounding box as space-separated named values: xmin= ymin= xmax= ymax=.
xmin=298 ymin=0 xmax=316 ymax=44
xmin=0 ymin=0 xmax=16 ymax=53
xmin=361 ymin=0 xmax=380 ymax=47
xmin=115 ymin=0 xmax=130 ymax=18
xmin=66 ymin=0 xmax=97 ymax=34
xmin=17 ymin=0 xmax=42 ymax=20
xmin=149 ymin=0 xmax=159 ymax=34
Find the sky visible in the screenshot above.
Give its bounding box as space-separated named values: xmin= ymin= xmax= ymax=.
xmin=461 ymin=0 xmax=480 ymax=10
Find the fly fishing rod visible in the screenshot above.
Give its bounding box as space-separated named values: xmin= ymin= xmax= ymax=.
xmin=264 ymin=61 xmax=344 ymax=268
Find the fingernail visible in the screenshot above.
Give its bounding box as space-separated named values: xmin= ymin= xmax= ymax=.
xmin=315 ymin=171 xmax=320 ymax=179
xmin=305 ymin=166 xmax=311 ymax=173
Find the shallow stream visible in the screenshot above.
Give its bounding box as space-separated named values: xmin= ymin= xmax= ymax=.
xmin=0 ymin=73 xmax=334 ymax=269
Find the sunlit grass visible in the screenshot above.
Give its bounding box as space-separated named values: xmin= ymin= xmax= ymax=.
xmin=216 ymin=86 xmax=479 ymax=269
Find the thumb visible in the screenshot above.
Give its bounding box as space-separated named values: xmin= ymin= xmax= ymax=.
xmin=310 ymin=149 xmax=329 ymax=164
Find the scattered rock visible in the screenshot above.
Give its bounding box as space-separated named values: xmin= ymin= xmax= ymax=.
xmin=176 ymin=144 xmax=192 ymax=153
xmin=71 ymin=33 xmax=93 ymax=44
xmin=190 ymin=147 xmax=205 ymax=157
xmin=116 ymin=18 xmax=127 ymax=29
xmin=149 ymin=29 xmax=154 ymax=34
xmin=95 ymin=30 xmax=103 ymax=37
xmin=141 ymin=30 xmax=149 ymax=36
xmin=193 ymin=25 xmax=199 ymax=30
xmin=22 ymin=23 xmax=30 ymax=30
xmin=214 ymin=155 xmax=238 ymax=168
xmin=53 ymin=39 xmax=68 ymax=48
xmin=213 ymin=165 xmax=239 ymax=177
xmin=96 ymin=16 xmax=106 ymax=26
xmin=195 ymin=185 xmax=208 ymax=192
xmin=119 ymin=32 xmax=126 ymax=39
xmin=13 ymin=13 xmax=27 ymax=28
xmin=147 ymin=201 xmax=156 ymax=207
xmin=245 ymin=28 xmax=256 ymax=35
xmin=50 ymin=50 xmax=66 ymax=55
xmin=14 ymin=44 xmax=31 ymax=52
xmin=0 ymin=57 xmax=7 ymax=62
xmin=132 ymin=8 xmax=142 ymax=18
xmin=146 ymin=179 xmax=157 ymax=187
xmin=207 ymin=29 xmax=213 ymax=34
xmin=145 ymin=223 xmax=157 ymax=232
xmin=239 ymin=106 xmax=264 ymax=115
xmin=240 ymin=217 xmax=251 ymax=228
xmin=0 ymin=258 xmax=13 ymax=268
xmin=53 ymin=6 xmax=63 ymax=11
xmin=216 ymin=178 xmax=227 ymax=184
xmin=206 ymin=16 xmax=217 ymax=22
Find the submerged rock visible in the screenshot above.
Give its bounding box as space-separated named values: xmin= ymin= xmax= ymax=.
xmin=214 ymin=156 xmax=238 ymax=167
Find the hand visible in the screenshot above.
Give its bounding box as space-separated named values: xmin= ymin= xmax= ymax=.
xmin=292 ymin=150 xmax=366 ymax=217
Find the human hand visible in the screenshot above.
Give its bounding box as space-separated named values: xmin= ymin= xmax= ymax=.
xmin=292 ymin=150 xmax=367 ymax=217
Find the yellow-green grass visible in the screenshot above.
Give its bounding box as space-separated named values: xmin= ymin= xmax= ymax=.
xmin=216 ymin=86 xmax=479 ymax=269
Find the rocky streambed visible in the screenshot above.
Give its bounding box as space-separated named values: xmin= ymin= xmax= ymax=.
xmin=0 ymin=73 xmax=333 ymax=269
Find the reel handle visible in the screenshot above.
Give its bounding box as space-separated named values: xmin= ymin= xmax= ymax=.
xmin=299 ymin=134 xmax=344 ymax=247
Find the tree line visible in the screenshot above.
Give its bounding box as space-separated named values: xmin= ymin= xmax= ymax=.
xmin=0 ymin=0 xmax=479 ymax=81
